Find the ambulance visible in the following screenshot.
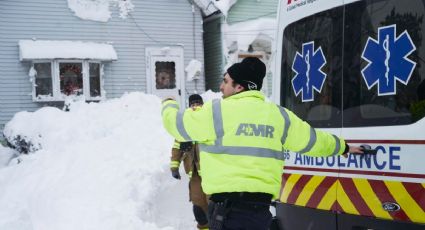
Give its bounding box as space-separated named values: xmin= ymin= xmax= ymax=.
xmin=273 ymin=0 xmax=425 ymax=229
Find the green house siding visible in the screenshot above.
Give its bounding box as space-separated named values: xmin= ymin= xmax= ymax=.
xmin=227 ymin=0 xmax=278 ymax=24
xmin=203 ymin=15 xmax=224 ymax=91
xmin=202 ymin=0 xmax=279 ymax=93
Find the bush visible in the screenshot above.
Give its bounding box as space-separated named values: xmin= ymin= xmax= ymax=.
xmin=3 ymin=134 xmax=41 ymax=154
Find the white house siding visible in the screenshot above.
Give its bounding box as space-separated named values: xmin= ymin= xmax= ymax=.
xmin=227 ymin=0 xmax=278 ymax=24
xmin=0 ymin=0 xmax=205 ymax=135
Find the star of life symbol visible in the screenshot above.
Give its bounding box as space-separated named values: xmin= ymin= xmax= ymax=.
xmin=361 ymin=24 xmax=416 ymax=96
xmin=292 ymin=41 xmax=327 ymax=102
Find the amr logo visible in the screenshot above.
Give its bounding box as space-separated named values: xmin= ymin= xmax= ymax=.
xmin=361 ymin=24 xmax=416 ymax=95
xmin=292 ymin=41 xmax=327 ymax=102
xmin=235 ymin=123 xmax=275 ymax=138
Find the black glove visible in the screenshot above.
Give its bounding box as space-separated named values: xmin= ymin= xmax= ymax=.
xmin=180 ymin=141 xmax=193 ymax=152
xmin=171 ymin=169 xmax=181 ymax=180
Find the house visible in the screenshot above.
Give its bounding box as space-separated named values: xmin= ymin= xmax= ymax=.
xmin=196 ymin=0 xmax=278 ymax=96
xmin=0 ymin=0 xmax=205 ymax=137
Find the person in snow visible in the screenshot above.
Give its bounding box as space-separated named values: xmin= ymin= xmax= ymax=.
xmin=169 ymin=94 xmax=209 ymax=230
xmin=161 ymin=57 xmax=363 ymax=230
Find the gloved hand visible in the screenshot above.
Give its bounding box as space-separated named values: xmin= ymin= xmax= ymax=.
xmin=171 ymin=169 xmax=181 ymax=180
xmin=180 ymin=141 xmax=193 ymax=152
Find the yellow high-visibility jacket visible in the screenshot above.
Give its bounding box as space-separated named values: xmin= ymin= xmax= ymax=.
xmin=162 ymin=91 xmax=346 ymax=199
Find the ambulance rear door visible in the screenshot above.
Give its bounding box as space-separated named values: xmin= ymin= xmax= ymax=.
xmin=338 ymin=0 xmax=425 ymax=229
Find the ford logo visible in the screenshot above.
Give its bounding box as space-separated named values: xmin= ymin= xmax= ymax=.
xmin=382 ymin=202 xmax=400 ymax=212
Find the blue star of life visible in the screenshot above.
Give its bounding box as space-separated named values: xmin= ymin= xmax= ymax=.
xmin=361 ymin=24 xmax=416 ymax=96
xmin=292 ymin=41 xmax=327 ymax=102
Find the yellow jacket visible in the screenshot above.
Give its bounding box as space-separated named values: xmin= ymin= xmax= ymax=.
xmin=162 ymin=91 xmax=346 ymax=199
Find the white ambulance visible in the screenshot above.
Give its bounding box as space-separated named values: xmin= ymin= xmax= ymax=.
xmin=273 ymin=0 xmax=425 ymax=229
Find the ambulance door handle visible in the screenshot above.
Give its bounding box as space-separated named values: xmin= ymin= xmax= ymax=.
xmin=359 ymin=144 xmax=377 ymax=155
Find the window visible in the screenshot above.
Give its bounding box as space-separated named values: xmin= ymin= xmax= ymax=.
xmin=89 ymin=63 xmax=101 ymax=97
xmin=155 ymin=61 xmax=176 ymax=89
xmin=30 ymin=60 xmax=104 ymax=101
xmin=33 ymin=63 xmax=52 ymax=98
xmin=280 ymin=6 xmax=344 ymax=128
xmin=343 ymin=0 xmax=425 ymax=127
xmin=60 ymin=62 xmax=83 ymax=96
xmin=280 ymin=0 xmax=425 ymax=128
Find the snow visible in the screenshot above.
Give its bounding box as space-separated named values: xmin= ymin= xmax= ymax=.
xmin=192 ymin=0 xmax=220 ymax=16
xmin=28 ymin=66 xmax=36 ymax=84
xmin=67 ymin=0 xmax=134 ymax=22
xmin=222 ymin=17 xmax=276 ymax=52
xmin=19 ymin=40 xmax=118 ymax=61
xmin=185 ymin=59 xmax=202 ymax=82
xmin=28 ymin=66 xmax=36 ymax=79
xmin=201 ymin=90 xmax=223 ymax=101
xmin=0 ymin=91 xmax=222 ymax=230
xmin=212 ymin=0 xmax=238 ymax=17
xmin=0 ymin=146 xmax=16 ymax=168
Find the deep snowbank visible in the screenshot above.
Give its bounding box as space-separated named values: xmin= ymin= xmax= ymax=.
xmin=0 ymin=92 xmax=222 ymax=230
xmin=0 ymin=145 xmax=16 ymax=168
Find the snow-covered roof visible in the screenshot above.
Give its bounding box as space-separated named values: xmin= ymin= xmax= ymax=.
xmin=67 ymin=0 xmax=134 ymax=22
xmin=193 ymin=0 xmax=237 ymax=17
xmin=212 ymin=0 xmax=237 ymax=17
xmin=223 ymin=18 xmax=276 ymax=51
xmin=193 ymin=0 xmax=219 ymax=16
xmin=19 ymin=40 xmax=118 ymax=61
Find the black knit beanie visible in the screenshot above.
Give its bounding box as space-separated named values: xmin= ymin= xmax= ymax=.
xmin=226 ymin=57 xmax=266 ymax=90
xmin=188 ymin=94 xmax=203 ymax=106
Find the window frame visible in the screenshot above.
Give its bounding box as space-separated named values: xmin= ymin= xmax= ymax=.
xmin=280 ymin=0 xmax=425 ymax=127
xmin=280 ymin=5 xmax=344 ymax=128
xmin=31 ymin=60 xmax=54 ymax=101
xmin=341 ymin=0 xmax=424 ymax=127
xmin=87 ymin=61 xmax=104 ymax=101
xmin=30 ymin=59 xmax=105 ymax=102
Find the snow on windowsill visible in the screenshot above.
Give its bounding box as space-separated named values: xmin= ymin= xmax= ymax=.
xmin=19 ymin=40 xmax=118 ymax=61
xmin=33 ymin=94 xmax=104 ymax=103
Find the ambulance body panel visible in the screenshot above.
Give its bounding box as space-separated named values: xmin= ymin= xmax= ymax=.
xmin=275 ymin=0 xmax=425 ymax=229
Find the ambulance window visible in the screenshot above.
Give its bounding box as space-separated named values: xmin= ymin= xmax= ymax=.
xmin=343 ymin=0 xmax=425 ymax=127
xmin=281 ymin=7 xmax=344 ymax=128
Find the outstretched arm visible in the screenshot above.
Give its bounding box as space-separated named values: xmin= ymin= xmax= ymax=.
xmin=161 ymin=99 xmax=216 ymax=143
xmin=281 ymin=107 xmax=363 ymax=157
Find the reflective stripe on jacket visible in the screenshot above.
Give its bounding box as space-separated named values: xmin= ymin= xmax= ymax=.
xmin=162 ymin=91 xmax=345 ymax=199
xmin=170 ymin=140 xmax=201 ymax=176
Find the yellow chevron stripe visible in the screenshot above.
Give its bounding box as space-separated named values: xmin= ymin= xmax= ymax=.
xmin=422 ymin=183 xmax=425 ymax=189
xmin=336 ymin=181 xmax=359 ymax=215
xmin=295 ymin=175 xmax=325 ymax=206
xmin=280 ymin=174 xmax=303 ymax=203
xmin=385 ymin=181 xmax=425 ymax=223
xmin=317 ymin=180 xmax=337 ymax=210
xmin=353 ymin=179 xmax=392 ymax=219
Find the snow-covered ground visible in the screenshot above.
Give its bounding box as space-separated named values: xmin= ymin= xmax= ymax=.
xmin=0 ymin=91 xmax=221 ymax=230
